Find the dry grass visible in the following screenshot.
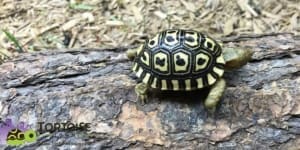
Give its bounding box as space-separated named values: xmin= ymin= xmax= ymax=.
xmin=0 ymin=0 xmax=299 ymax=62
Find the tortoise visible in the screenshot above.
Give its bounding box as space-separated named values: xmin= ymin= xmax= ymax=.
xmin=127 ymin=29 xmax=253 ymax=112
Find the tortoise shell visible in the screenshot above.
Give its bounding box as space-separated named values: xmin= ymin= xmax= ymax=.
xmin=132 ymin=29 xmax=225 ymax=91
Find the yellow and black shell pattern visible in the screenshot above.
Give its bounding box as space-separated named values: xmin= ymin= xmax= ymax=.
xmin=132 ymin=29 xmax=225 ymax=91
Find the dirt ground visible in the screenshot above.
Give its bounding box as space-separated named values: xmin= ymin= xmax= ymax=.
xmin=0 ymin=0 xmax=299 ymax=62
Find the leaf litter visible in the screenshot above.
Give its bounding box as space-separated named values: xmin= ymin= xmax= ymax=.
xmin=0 ymin=0 xmax=299 ymax=63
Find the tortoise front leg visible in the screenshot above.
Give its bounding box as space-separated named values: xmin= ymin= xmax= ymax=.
xmin=204 ymin=78 xmax=226 ymax=112
xmin=135 ymin=82 xmax=149 ymax=105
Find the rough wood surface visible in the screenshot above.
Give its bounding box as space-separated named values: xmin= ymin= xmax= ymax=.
xmin=0 ymin=33 xmax=299 ymax=149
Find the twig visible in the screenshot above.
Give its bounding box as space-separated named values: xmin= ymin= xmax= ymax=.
xmin=0 ymin=8 xmax=28 ymax=20
xmin=23 ymin=23 xmax=62 ymax=45
xmin=220 ymin=32 xmax=294 ymax=43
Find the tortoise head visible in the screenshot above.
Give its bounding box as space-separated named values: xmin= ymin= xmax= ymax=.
xmin=222 ymin=47 xmax=254 ymax=70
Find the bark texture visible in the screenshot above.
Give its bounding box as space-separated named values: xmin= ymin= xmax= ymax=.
xmin=0 ymin=33 xmax=299 ymax=149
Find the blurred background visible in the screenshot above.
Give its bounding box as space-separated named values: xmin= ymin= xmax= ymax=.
xmin=0 ymin=0 xmax=299 ymax=63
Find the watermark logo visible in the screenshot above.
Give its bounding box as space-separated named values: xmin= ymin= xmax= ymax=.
xmin=0 ymin=118 xmax=37 ymax=146
xmin=0 ymin=118 xmax=91 ymax=146
xmin=37 ymin=122 xmax=91 ymax=133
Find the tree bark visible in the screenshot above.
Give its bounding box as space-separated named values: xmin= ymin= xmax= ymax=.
xmin=0 ymin=33 xmax=299 ymax=149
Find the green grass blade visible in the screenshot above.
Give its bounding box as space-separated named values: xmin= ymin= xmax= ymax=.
xmin=2 ymin=29 xmax=23 ymax=52
xmin=69 ymin=3 xmax=93 ymax=10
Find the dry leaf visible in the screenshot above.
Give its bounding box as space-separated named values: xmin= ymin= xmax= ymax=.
xmin=262 ymin=10 xmax=281 ymax=19
xmin=180 ymin=0 xmax=197 ymax=12
xmin=105 ymin=20 xmax=125 ymax=26
xmin=253 ymin=21 xmax=263 ymax=34
xmin=244 ymin=2 xmax=258 ymax=17
xmin=130 ymin=5 xmax=143 ymax=22
xmin=62 ymin=19 xmax=81 ymax=31
xmin=82 ymin=12 xmax=95 ymax=23
xmin=290 ymin=13 xmax=298 ymax=30
xmin=0 ymin=0 xmax=299 ymax=52
xmin=154 ymin=10 xmax=167 ymax=19
xmin=224 ymin=17 xmax=236 ymax=36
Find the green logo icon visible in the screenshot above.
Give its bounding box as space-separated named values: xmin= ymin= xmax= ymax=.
xmin=0 ymin=118 xmax=37 ymax=146
xmin=6 ymin=129 xmax=37 ymax=146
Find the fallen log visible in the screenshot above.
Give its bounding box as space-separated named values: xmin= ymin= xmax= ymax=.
xmin=0 ymin=33 xmax=299 ymax=149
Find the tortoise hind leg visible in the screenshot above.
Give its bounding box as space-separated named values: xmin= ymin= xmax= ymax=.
xmin=127 ymin=44 xmax=145 ymax=60
xmin=126 ymin=48 xmax=137 ymax=60
xmin=204 ymin=78 xmax=226 ymax=112
xmin=135 ymin=82 xmax=149 ymax=105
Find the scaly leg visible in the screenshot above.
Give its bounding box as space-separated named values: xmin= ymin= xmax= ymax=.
xmin=126 ymin=48 xmax=137 ymax=60
xmin=204 ymin=78 xmax=226 ymax=112
xmin=135 ymin=82 xmax=149 ymax=105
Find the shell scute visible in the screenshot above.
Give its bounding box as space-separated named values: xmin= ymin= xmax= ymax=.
xmin=133 ymin=29 xmax=225 ymax=90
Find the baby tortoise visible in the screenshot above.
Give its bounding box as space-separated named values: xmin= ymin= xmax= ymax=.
xmin=127 ymin=29 xmax=253 ymax=112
